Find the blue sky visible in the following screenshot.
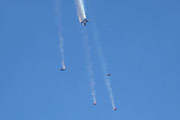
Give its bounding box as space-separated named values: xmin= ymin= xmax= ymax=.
xmin=0 ymin=0 xmax=180 ymax=120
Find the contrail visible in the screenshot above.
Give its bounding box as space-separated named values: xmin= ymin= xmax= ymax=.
xmin=75 ymin=0 xmax=86 ymax=22
xmin=92 ymin=25 xmax=116 ymax=110
xmin=55 ymin=0 xmax=65 ymax=69
xmin=82 ymin=29 xmax=96 ymax=105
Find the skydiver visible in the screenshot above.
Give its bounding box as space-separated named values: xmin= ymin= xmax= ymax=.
xmin=113 ymin=107 xmax=117 ymax=111
xmin=93 ymin=101 xmax=96 ymax=105
xmin=60 ymin=65 xmax=66 ymax=71
xmin=81 ymin=18 xmax=88 ymax=26
xmin=107 ymin=73 xmax=111 ymax=76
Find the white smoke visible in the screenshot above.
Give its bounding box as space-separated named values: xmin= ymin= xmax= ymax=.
xmin=55 ymin=0 xmax=65 ymax=68
xmin=93 ymin=25 xmax=116 ymax=109
xmin=58 ymin=34 xmax=65 ymax=68
xmin=75 ymin=0 xmax=86 ymax=22
xmin=83 ymin=29 xmax=96 ymax=104
xmin=97 ymin=44 xmax=115 ymax=108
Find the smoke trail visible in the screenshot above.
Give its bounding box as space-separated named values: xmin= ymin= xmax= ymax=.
xmin=75 ymin=0 xmax=86 ymax=22
xmin=58 ymin=34 xmax=65 ymax=68
xmin=97 ymin=43 xmax=115 ymax=108
xmin=93 ymin=26 xmax=116 ymax=109
xmin=83 ymin=29 xmax=96 ymax=104
xmin=55 ymin=0 xmax=65 ymax=68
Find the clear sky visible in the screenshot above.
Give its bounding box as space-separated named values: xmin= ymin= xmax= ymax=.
xmin=0 ymin=0 xmax=180 ymax=120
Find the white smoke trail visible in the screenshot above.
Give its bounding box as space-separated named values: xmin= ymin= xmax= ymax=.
xmin=58 ymin=34 xmax=65 ymax=68
xmin=55 ymin=0 xmax=65 ymax=68
xmin=83 ymin=29 xmax=96 ymax=104
xmin=93 ymin=26 xmax=116 ymax=109
xmin=97 ymin=43 xmax=115 ymax=108
xmin=75 ymin=0 xmax=86 ymax=22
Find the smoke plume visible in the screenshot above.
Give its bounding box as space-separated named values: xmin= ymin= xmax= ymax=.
xmin=75 ymin=0 xmax=87 ymax=22
xmin=55 ymin=0 xmax=65 ymax=68
xmin=83 ymin=29 xmax=96 ymax=104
